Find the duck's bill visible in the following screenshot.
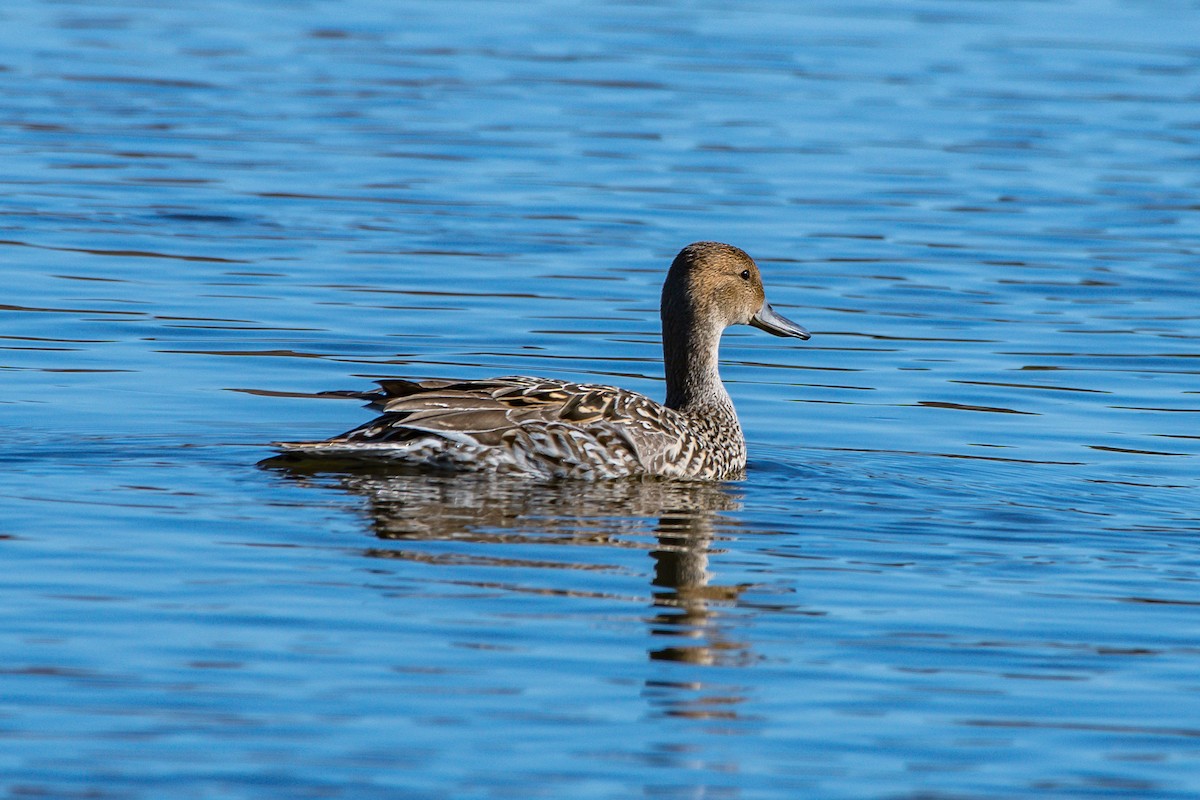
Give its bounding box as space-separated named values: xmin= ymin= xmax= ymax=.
xmin=750 ymin=302 xmax=811 ymax=340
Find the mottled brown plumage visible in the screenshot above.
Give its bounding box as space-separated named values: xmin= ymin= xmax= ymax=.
xmin=276 ymin=242 xmax=810 ymax=479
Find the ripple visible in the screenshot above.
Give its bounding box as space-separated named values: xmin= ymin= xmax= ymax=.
xmin=3 ymin=1 xmax=1200 ymax=797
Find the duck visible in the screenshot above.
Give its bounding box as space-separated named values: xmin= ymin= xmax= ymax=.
xmin=275 ymin=241 xmax=810 ymax=480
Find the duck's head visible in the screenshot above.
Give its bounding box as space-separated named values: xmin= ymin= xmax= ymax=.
xmin=661 ymin=241 xmax=810 ymax=340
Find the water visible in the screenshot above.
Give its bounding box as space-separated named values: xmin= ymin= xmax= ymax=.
xmin=2 ymin=0 xmax=1199 ymax=797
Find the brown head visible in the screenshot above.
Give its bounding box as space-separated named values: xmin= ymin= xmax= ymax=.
xmin=661 ymin=241 xmax=810 ymax=340
xmin=660 ymin=241 xmax=809 ymax=410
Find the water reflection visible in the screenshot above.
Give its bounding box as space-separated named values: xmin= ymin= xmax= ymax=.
xmin=645 ymin=503 xmax=757 ymax=722
xmin=649 ymin=509 xmax=752 ymax=669
xmin=265 ymin=459 xmax=754 ymax=714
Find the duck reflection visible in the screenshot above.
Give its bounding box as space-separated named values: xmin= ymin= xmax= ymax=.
xmin=649 ymin=508 xmax=754 ymax=668
xmin=264 ymin=457 xmax=757 ymax=716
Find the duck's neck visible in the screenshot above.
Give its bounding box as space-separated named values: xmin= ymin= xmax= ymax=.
xmin=662 ymin=308 xmax=735 ymax=417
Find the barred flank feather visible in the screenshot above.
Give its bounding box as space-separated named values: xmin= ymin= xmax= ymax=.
xmin=277 ymin=376 xmax=743 ymax=480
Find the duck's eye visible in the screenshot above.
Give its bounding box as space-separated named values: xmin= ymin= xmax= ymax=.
xmin=739 ymin=269 xmax=751 ymax=281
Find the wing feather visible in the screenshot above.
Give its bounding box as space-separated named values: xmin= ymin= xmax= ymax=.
xmin=280 ymin=375 xmax=697 ymax=477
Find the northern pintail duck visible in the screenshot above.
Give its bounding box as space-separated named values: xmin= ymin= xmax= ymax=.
xmin=277 ymin=242 xmax=810 ymax=479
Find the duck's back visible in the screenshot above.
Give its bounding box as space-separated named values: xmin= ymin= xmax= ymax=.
xmin=276 ymin=376 xmax=735 ymax=480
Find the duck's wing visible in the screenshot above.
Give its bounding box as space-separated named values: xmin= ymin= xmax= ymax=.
xmin=353 ymin=376 xmax=671 ymax=443
xmin=278 ymin=376 xmax=687 ymax=477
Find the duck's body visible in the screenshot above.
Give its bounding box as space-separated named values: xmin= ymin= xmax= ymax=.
xmin=282 ymin=375 xmax=745 ymax=480
xmin=276 ymin=242 xmax=809 ymax=480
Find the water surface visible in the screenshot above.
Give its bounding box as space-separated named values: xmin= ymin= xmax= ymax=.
xmin=2 ymin=0 xmax=1199 ymax=798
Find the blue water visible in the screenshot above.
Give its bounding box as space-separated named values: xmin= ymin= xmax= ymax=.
xmin=3 ymin=0 xmax=1199 ymax=797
